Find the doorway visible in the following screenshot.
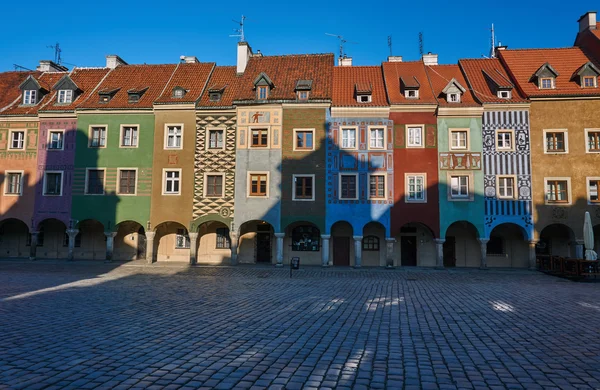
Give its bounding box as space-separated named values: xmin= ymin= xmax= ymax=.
xmin=256 ymin=232 xmax=271 ymax=262
xmin=401 ymin=236 xmax=417 ymax=266
xmin=443 ymin=236 xmax=456 ymax=267
xmin=333 ymin=237 xmax=350 ymax=266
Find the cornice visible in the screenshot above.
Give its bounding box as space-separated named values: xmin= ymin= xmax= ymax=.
xmin=153 ymin=103 xmax=196 ymax=111
xmin=437 ymin=106 xmax=484 ymax=117
xmin=331 ymin=107 xmax=390 ymax=118
xmin=389 ymin=104 xmax=437 ymax=113
xmin=482 ymin=103 xmax=531 ymax=111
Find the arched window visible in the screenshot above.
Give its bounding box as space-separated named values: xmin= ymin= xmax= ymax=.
xmin=292 ymin=225 xmax=320 ymax=251
xmin=362 ymin=236 xmax=380 ymax=251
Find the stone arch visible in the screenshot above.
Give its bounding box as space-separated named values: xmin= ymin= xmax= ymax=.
xmin=394 ymin=222 xmax=437 ymax=267
xmin=36 ymin=218 xmax=68 ymax=259
xmin=330 ymin=221 xmax=354 ymax=267
xmin=114 ymin=220 xmax=146 ymax=261
xmin=362 ymin=221 xmax=386 ymax=267
xmin=444 ymin=221 xmax=481 ymax=267
xmin=284 ymin=221 xmax=322 ymax=266
xmin=74 ymin=219 xmax=105 ymax=260
xmin=538 ymin=223 xmax=577 ymax=258
xmin=0 ymin=218 xmax=30 ymax=258
xmin=154 ymin=221 xmax=190 ymax=262
xmin=195 ymin=220 xmax=233 ymax=265
xmin=487 ymin=223 xmax=529 ymax=268
xmin=237 ymin=220 xmax=274 ymax=264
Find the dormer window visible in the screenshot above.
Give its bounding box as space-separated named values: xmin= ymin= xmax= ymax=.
xmin=98 ymin=88 xmax=119 ymax=104
xmin=533 ymin=63 xmax=559 ymax=90
xmin=207 ymin=85 xmax=225 ymax=102
xmin=357 ymin=94 xmax=371 ymax=103
xmin=583 ymin=76 xmax=597 ymax=88
xmin=209 ymin=92 xmax=221 ymax=102
xmin=441 ymin=78 xmax=466 ymax=104
xmin=295 ymin=79 xmax=312 ymax=101
xmin=58 ymin=90 xmax=73 ymax=104
xmin=297 ymin=91 xmax=309 ymax=100
xmin=448 ymin=93 xmax=460 ymax=103
xmin=497 ymin=90 xmax=511 ymax=99
xmin=100 ymin=95 xmax=111 ymax=103
xmin=258 ymin=86 xmax=268 ymax=100
xmin=539 ymin=78 xmax=554 ymax=89
xmin=172 ymin=87 xmax=187 ymax=99
xmin=253 ymin=72 xmax=274 ymax=101
xmin=400 ymin=76 xmax=420 ymax=100
xmin=127 ymin=87 xmax=148 ymax=104
xmin=405 ymin=90 xmax=418 ymax=99
xmin=23 ymin=90 xmax=37 ymax=105
xmin=128 ymin=94 xmax=140 ymax=103
xmin=355 ymin=82 xmax=372 ymax=104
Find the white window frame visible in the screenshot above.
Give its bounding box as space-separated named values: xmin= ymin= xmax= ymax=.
xmin=206 ymin=127 xmax=226 ymax=151
xmin=544 ymin=177 xmax=571 ymax=205
xmin=119 ymin=124 xmax=139 ymax=148
xmin=543 ymin=129 xmax=568 ymax=154
xmin=496 ymin=175 xmax=516 ymax=200
xmin=23 ymin=90 xmax=37 ymax=105
xmin=47 ymin=129 xmax=65 ymax=151
xmin=583 ymin=76 xmax=597 ymax=88
xmin=496 ymin=129 xmax=515 ymax=152
xmin=539 ymin=77 xmax=554 ymax=89
xmin=164 ymin=124 xmax=184 ymax=150
xmin=247 ymin=171 xmax=270 ymax=198
xmin=585 ymin=129 xmax=600 ymax=153
xmin=257 ymin=86 xmax=269 ymax=100
xmin=448 ymin=173 xmax=473 ymax=201
xmin=405 ymin=173 xmax=427 ymax=203
xmin=116 ymin=168 xmax=138 ymax=196
xmin=297 ymin=91 xmax=309 ymax=100
xmin=58 ymin=89 xmax=73 ymax=104
xmin=448 ymin=93 xmax=461 ymax=103
xmin=497 ymin=90 xmax=511 ymax=99
xmin=43 ymin=171 xmax=64 ymax=197
xmin=85 ymin=168 xmax=106 ymax=195
xmin=340 ymin=127 xmax=358 ymax=150
xmin=357 ymin=94 xmax=372 ymax=103
xmin=3 ymin=170 xmax=24 ymax=196
xmin=339 ymin=173 xmax=359 ymax=200
xmin=8 ymin=130 xmax=26 ymax=150
xmin=293 ymin=128 xmax=315 ymax=151
xmin=368 ymin=126 xmax=385 ymax=150
xmin=449 ymin=129 xmax=469 ymax=151
xmin=162 ymin=168 xmax=182 ymax=195
xmin=88 ymin=125 xmax=108 ymax=148
xmin=368 ymin=174 xmax=386 ymax=200
xmin=292 ymin=174 xmax=315 ymax=201
xmin=586 ymin=176 xmax=600 ymax=205
xmin=406 ymin=125 xmax=424 ymax=148
xmin=405 ymin=90 xmax=419 ymax=99
xmin=204 ymin=172 xmax=225 ymax=198
xmin=175 ymin=228 xmax=190 ymax=249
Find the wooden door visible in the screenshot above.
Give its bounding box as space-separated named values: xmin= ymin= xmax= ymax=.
xmin=401 ymin=236 xmax=417 ymax=266
xmin=443 ymin=236 xmax=456 ymax=267
xmin=256 ymin=233 xmax=271 ymax=263
xmin=333 ymin=237 xmax=350 ymax=266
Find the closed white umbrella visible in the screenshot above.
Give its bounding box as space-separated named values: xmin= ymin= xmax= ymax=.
xmin=584 ymin=211 xmax=597 ymax=261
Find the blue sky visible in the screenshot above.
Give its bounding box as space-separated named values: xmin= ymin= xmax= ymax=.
xmin=1 ymin=0 xmax=597 ymax=71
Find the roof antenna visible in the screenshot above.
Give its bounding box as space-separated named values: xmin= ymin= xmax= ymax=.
xmin=418 ymin=32 xmax=424 ymax=56
xmin=388 ymin=36 xmax=393 ymax=57
xmin=13 ymin=64 xmax=32 ymax=72
xmin=490 ymin=24 xmax=496 ymax=58
xmin=325 ymin=33 xmax=357 ymax=60
xmin=47 ymin=42 xmax=62 ymax=65
xmin=230 ymin=15 xmax=246 ymax=42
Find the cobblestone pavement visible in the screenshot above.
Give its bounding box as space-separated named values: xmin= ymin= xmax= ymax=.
xmin=0 ymin=260 xmax=599 ymax=390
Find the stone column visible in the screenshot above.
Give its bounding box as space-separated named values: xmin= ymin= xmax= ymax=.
xmin=145 ymin=231 xmax=156 ymax=264
xmin=353 ymin=236 xmax=363 ymax=268
xmin=478 ymin=238 xmax=489 ymax=269
xmin=29 ymin=231 xmax=39 ymax=261
xmin=575 ymin=239 xmax=585 ymax=259
xmin=321 ymin=234 xmax=331 ymax=267
xmin=385 ymin=238 xmax=395 ymax=268
xmin=105 ymin=232 xmax=117 ymax=262
xmin=66 ymin=229 xmax=79 ymax=261
xmin=189 ymin=232 xmax=199 ymax=265
xmin=434 ymin=238 xmax=445 ymax=269
xmin=528 ymin=240 xmax=538 ymax=270
xmin=229 ymin=232 xmax=238 ymax=265
xmin=275 ymin=233 xmax=285 ymax=267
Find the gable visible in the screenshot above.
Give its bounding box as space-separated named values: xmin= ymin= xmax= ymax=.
xmin=53 ymin=75 xmax=79 ymax=91
xmin=533 ymin=63 xmax=559 ymax=79
xmin=441 ymin=78 xmax=466 ymax=95
xmin=19 ymin=76 xmax=41 ymax=91
xmin=576 ymin=61 xmax=600 ymax=77
xmin=253 ymin=72 xmax=274 ymax=88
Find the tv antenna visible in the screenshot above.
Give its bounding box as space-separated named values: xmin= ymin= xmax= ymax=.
xmin=325 ymin=33 xmax=357 ymax=59
xmin=47 ymin=42 xmax=62 ymax=65
xmin=230 ymin=15 xmax=247 ymax=42
xmin=13 ymin=64 xmax=32 ymax=72
xmin=418 ymin=32 xmax=424 ymax=56
xmin=490 ymin=24 xmax=496 ymax=58
xmin=388 ymin=35 xmax=393 ymax=57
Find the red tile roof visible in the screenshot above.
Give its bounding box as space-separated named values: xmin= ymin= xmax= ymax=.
xmin=424 ymin=64 xmax=479 ymax=107
xmin=39 ymin=67 xmax=111 ymax=112
xmin=332 ymin=66 xmax=387 ymax=107
xmin=575 ymin=26 xmax=600 ymax=62
xmin=78 ymin=64 xmax=177 ymax=109
xmin=381 ymin=61 xmax=437 ymax=105
xmin=1 ymin=71 xmax=67 ymax=116
xmin=0 ymin=71 xmax=38 ymax=113
xmin=234 ymin=53 xmax=334 ymax=103
xmin=459 ymin=58 xmax=528 ymax=104
xmin=499 ymin=47 xmax=600 ymax=97
xmin=155 ymin=62 xmax=215 ymax=104
xmin=197 ymin=66 xmax=244 ymax=108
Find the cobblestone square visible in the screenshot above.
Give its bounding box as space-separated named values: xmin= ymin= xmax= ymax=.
xmin=1 ymin=261 xmax=599 ymax=389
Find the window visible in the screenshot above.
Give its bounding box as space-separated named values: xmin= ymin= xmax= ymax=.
xmin=448 ymin=93 xmax=460 ymax=103
xmin=86 ymin=169 xmax=105 ymax=195
xmin=89 ymin=126 xmax=107 ymax=148
xmin=249 ymin=173 xmax=268 ymax=196
xmin=297 ymin=91 xmax=309 ymax=100
xmin=450 ymin=130 xmax=468 ymax=150
xmin=251 ymin=129 xmax=268 ymax=147
xmin=496 ymin=131 xmax=513 ymax=151
xmin=545 ymin=131 xmax=566 ymax=152
xmin=450 ymin=175 xmax=469 ymax=199
xmin=43 ymin=172 xmax=62 ymax=196
xmin=294 ymin=130 xmax=314 ymax=150
xmin=58 ymin=90 xmax=73 ymax=104
xmin=341 ymin=128 xmax=356 ymax=149
xmin=362 ymin=236 xmax=380 ymax=251
xmin=174 ymin=89 xmax=185 ymax=98
xmin=121 ymin=126 xmax=138 ymax=147
xmin=165 ymin=125 xmax=183 ymax=149
xmin=357 ymin=94 xmax=371 ymax=103
xmin=209 ymin=92 xmax=221 ymax=101
xmin=540 ymin=78 xmax=554 ymax=89
xmin=405 ymin=90 xmax=418 ymax=99
xmin=175 ymin=229 xmax=190 ymax=249
xmin=369 ymin=128 xmax=384 ymax=149
xmin=497 ymin=176 xmax=515 ymax=199
xmin=407 ymin=126 xmax=423 ymax=147
xmin=293 ymin=175 xmax=314 ymax=200
xmin=369 ymin=175 xmax=385 ymax=199
xmin=587 ymin=130 xmax=600 ymax=152
xmin=10 ymin=131 xmax=25 ymax=149
xmin=128 ymin=94 xmax=140 ymax=103
xmin=291 ymin=225 xmax=320 ymax=251
xmin=163 ymin=170 xmax=181 ymax=195
xmin=497 ymin=90 xmax=511 ymax=99
xmin=206 ymin=175 xmax=223 ymax=197
xmin=208 ymin=129 xmax=224 ymax=149
xmin=588 ymin=179 xmax=600 ymax=203
xmin=23 ymin=90 xmax=36 ymax=105
xmin=258 ymin=86 xmax=268 ymax=100
xmin=546 ymin=180 xmax=568 ymax=203
xmin=583 ymin=76 xmax=597 ymax=88
xmin=216 ymin=228 xmax=231 ymax=249
xmin=118 ymin=170 xmax=136 ymax=195
xmin=48 ymin=131 xmax=63 ymax=150
xmin=487 ymin=236 xmax=504 ymax=255
xmin=340 ymin=175 xmax=357 ymax=200
xmin=4 ymin=172 xmax=22 ymax=195
xmin=406 ymin=174 xmax=425 ymax=202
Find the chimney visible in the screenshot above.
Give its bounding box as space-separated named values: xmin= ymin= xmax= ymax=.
xmin=338 ymin=55 xmax=353 ymax=67
xmin=387 ymin=56 xmax=403 ymax=62
xmin=254 ymin=49 xmax=263 ymax=57
xmin=181 ymin=55 xmax=199 ymax=63
xmin=237 ymin=41 xmax=253 ymax=74
xmin=422 ymin=52 xmax=438 ymax=66
xmin=106 ymin=55 xmax=128 ymax=69
xmin=578 ymin=11 xmax=597 ymax=33
xmin=494 ymin=45 xmax=508 ymax=57
xmin=37 ymin=60 xmax=68 ymax=72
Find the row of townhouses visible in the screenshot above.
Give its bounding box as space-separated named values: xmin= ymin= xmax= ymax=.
xmin=0 ymin=12 xmax=599 ymax=268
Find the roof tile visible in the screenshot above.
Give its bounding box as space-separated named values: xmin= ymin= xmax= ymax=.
xmin=332 ymin=66 xmax=387 ymax=107
xmin=155 ymin=62 xmax=215 ymax=104
xmin=459 ymin=58 xmax=528 ymax=104
xmin=382 ymin=61 xmax=437 ymax=105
